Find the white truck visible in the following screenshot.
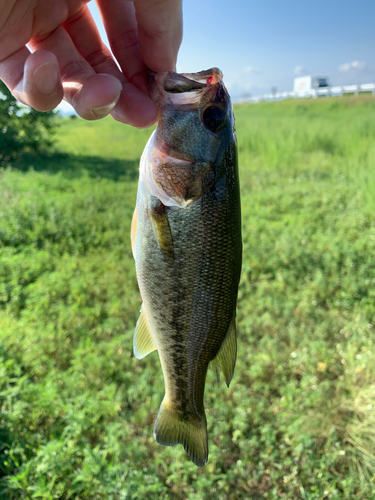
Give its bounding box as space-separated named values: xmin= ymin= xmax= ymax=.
xmin=293 ymin=76 xmax=330 ymax=97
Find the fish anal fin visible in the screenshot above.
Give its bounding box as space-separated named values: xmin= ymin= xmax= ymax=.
xmin=154 ymin=396 xmax=208 ymax=467
xmin=211 ymin=315 xmax=237 ymax=387
xmin=131 ymin=207 xmax=138 ymax=258
xmin=149 ymin=204 xmax=174 ymax=261
xmin=133 ymin=306 xmax=157 ymax=359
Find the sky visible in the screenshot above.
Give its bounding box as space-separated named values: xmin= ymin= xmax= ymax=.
xmin=59 ymin=0 xmax=375 ymax=112
xmin=177 ymin=0 xmax=375 ymax=97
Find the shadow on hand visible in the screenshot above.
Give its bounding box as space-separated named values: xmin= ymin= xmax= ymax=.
xmin=10 ymin=151 xmax=140 ymax=182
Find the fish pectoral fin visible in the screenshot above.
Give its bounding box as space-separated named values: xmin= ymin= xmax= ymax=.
xmin=149 ymin=206 xmax=174 ymax=261
xmin=133 ymin=306 xmax=157 ymax=359
xmin=211 ymin=315 xmax=237 ymax=387
xmin=154 ymin=396 xmax=208 ymax=467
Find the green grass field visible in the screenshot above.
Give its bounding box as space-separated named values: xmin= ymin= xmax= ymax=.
xmin=1 ymin=95 xmax=375 ymax=499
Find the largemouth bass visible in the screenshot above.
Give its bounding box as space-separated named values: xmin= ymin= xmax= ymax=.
xmin=131 ymin=68 xmax=242 ymax=467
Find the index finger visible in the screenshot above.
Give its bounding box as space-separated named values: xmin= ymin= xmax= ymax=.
xmin=132 ymin=0 xmax=183 ymax=72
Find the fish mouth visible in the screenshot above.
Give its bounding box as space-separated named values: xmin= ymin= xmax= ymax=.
xmin=163 ymin=68 xmax=224 ymax=91
xmin=148 ymin=68 xmax=227 ymax=106
xmin=177 ymin=68 xmax=223 ymax=86
xmin=149 ymin=67 xmax=223 ymax=93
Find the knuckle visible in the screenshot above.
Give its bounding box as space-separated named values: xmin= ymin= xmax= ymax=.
xmin=85 ymin=50 xmax=113 ymax=71
xmin=64 ymin=7 xmax=87 ymax=26
xmin=110 ymin=29 xmax=139 ymax=53
xmin=60 ymin=60 xmax=88 ymax=82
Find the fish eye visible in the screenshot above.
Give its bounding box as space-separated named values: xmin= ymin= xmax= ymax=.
xmin=202 ymin=106 xmax=227 ymax=133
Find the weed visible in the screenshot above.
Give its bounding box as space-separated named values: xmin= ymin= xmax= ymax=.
xmin=1 ymin=97 xmax=375 ymax=498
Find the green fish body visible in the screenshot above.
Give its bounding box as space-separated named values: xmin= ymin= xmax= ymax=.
xmin=131 ymin=68 xmax=242 ymax=467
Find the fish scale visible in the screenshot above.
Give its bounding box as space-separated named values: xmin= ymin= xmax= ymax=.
xmin=132 ymin=68 xmax=242 ymax=466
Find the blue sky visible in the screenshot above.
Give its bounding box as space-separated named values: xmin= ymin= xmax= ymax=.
xmin=64 ymin=0 xmax=374 ymax=108
xmin=176 ymin=0 xmax=375 ymax=97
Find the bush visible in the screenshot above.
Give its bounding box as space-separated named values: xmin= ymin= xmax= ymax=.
xmin=0 ymin=81 xmax=57 ymax=165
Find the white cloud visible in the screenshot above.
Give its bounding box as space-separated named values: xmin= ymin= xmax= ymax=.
xmin=294 ymin=65 xmax=309 ymax=76
xmin=338 ymin=60 xmax=367 ymax=72
xmin=352 ymin=60 xmax=367 ymax=70
xmin=338 ymin=63 xmax=351 ymax=72
xmin=243 ymin=66 xmax=261 ymax=74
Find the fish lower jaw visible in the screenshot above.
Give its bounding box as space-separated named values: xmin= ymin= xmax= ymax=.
xmin=157 ymin=148 xmax=194 ymax=166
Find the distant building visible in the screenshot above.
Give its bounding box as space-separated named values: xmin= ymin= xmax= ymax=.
xmin=233 ymin=75 xmax=375 ymax=104
xmin=293 ymin=76 xmax=330 ymax=97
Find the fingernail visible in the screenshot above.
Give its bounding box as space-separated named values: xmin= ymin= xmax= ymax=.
xmin=33 ymin=62 xmax=59 ymax=94
xmin=91 ymin=93 xmax=121 ymax=118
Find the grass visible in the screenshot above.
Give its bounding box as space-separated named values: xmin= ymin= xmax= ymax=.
xmin=1 ymin=95 xmax=375 ymax=499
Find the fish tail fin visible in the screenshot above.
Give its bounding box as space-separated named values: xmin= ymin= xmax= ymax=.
xmin=154 ymin=397 xmax=208 ymax=467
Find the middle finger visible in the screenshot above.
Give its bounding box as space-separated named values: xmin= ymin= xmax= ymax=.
xmin=96 ymin=0 xmax=148 ymax=94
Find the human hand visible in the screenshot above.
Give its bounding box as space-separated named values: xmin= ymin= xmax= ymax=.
xmin=0 ymin=0 xmax=182 ymax=127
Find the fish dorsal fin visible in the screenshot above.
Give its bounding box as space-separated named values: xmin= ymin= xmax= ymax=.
xmin=211 ymin=315 xmax=237 ymax=387
xmin=149 ymin=208 xmax=174 ymax=261
xmin=133 ymin=306 xmax=157 ymax=359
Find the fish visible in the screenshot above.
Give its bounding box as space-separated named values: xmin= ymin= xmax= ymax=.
xmin=131 ymin=68 xmax=242 ymax=467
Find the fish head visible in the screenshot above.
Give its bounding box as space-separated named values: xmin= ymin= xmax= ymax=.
xmin=140 ymin=68 xmax=236 ymax=208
